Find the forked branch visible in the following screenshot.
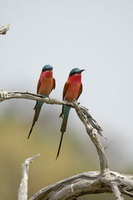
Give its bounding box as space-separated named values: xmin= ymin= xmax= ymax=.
xmin=0 ymin=90 xmax=132 ymax=200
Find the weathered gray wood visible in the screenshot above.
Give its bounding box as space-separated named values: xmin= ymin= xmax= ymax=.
xmin=0 ymin=90 xmax=133 ymax=199
xmin=0 ymin=24 xmax=10 ymax=35
xmin=18 ymin=154 xmax=40 ymax=200
xmin=73 ymin=101 xmax=108 ymax=174
xmin=29 ymin=171 xmax=133 ymax=200
xmin=110 ymin=182 xmax=124 ymax=200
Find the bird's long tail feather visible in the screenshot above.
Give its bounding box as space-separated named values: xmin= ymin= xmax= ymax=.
xmin=27 ymin=101 xmax=43 ymax=139
xmin=56 ymin=105 xmax=70 ymax=160
xmin=56 ymin=131 xmax=64 ymax=160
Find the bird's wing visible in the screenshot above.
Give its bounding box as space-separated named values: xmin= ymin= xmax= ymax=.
xmin=52 ymin=78 xmax=56 ymax=90
xmin=59 ymin=81 xmax=69 ymax=118
xmin=37 ymin=75 xmax=41 ymax=94
xmin=63 ymin=82 xmax=69 ymax=100
xmin=77 ymin=83 xmax=83 ymax=100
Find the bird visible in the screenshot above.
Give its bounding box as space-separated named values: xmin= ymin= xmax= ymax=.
xmin=27 ymin=65 xmax=56 ymax=139
xmin=56 ymin=68 xmax=85 ymax=160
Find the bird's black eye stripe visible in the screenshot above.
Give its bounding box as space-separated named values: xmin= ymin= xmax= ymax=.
xmin=42 ymin=68 xmax=53 ymax=72
xmin=69 ymin=71 xmax=75 ymax=76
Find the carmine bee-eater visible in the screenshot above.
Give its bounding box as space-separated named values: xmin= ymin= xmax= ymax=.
xmin=28 ymin=65 xmax=56 ymax=139
xmin=56 ymin=68 xmax=85 ymax=160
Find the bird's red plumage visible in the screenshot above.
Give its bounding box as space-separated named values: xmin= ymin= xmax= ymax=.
xmin=28 ymin=68 xmax=55 ymax=139
xmin=63 ymin=74 xmax=82 ymax=101
xmin=56 ymin=71 xmax=83 ymax=160
xmin=37 ymin=70 xmax=55 ymax=95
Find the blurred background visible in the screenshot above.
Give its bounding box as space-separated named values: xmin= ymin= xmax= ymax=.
xmin=0 ymin=0 xmax=133 ymax=199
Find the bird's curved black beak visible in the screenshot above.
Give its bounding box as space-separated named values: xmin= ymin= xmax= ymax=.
xmin=79 ymin=69 xmax=85 ymax=73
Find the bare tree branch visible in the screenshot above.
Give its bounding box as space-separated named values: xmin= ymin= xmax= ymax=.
xmin=110 ymin=182 xmax=124 ymax=200
xmin=0 ymin=24 xmax=10 ymax=35
xmin=28 ymin=171 xmax=133 ymax=200
xmin=18 ymin=154 xmax=40 ymax=200
xmin=0 ymin=91 xmax=107 ymax=173
xmin=1 ymin=90 xmax=133 ymax=200
xmin=122 ymin=189 xmax=133 ymax=197
xmin=73 ymin=101 xmax=108 ymax=175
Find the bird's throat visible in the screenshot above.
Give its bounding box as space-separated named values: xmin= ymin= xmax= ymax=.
xmin=42 ymin=70 xmax=53 ymax=78
xmin=69 ymin=74 xmax=81 ymax=83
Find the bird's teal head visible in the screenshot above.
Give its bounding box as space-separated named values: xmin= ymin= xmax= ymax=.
xmin=42 ymin=65 xmax=53 ymax=72
xmin=69 ymin=68 xmax=85 ymax=77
